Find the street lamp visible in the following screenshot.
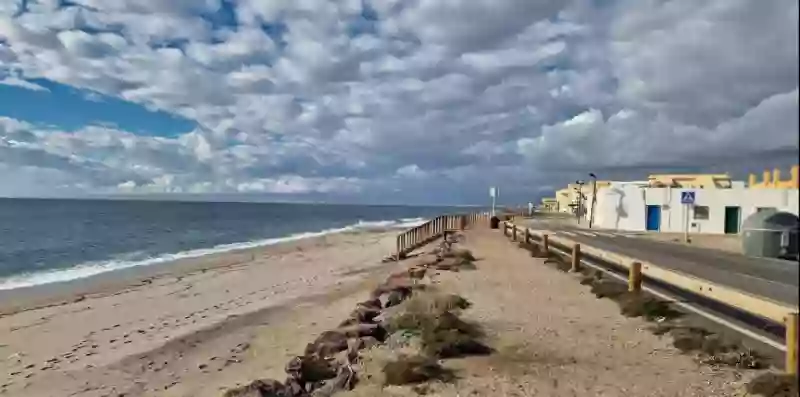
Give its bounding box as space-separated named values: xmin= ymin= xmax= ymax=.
xmin=574 ymin=180 xmax=585 ymax=224
xmin=589 ymin=173 xmax=597 ymax=228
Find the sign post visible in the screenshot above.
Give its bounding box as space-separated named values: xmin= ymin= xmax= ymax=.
xmin=489 ymin=187 xmax=498 ymax=217
xmin=680 ymin=191 xmax=696 ymax=243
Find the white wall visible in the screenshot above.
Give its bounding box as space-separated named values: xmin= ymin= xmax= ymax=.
xmin=590 ymin=185 xmax=799 ymax=234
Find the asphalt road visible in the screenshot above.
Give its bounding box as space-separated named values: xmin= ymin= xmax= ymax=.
xmin=520 ymin=218 xmax=799 ymax=306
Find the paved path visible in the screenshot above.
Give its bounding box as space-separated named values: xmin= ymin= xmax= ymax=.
xmin=520 ymin=219 xmax=799 ymax=306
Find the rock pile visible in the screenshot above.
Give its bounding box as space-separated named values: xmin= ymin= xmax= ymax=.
xmin=222 ymin=233 xmax=478 ymax=397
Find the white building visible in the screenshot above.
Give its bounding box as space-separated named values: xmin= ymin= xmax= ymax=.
xmin=587 ymin=184 xmax=799 ymax=234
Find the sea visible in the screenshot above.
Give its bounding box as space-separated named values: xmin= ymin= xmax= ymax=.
xmin=0 ymin=198 xmax=469 ymax=291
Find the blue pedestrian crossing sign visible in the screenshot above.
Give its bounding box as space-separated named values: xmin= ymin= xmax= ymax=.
xmin=680 ymin=191 xmax=696 ymax=204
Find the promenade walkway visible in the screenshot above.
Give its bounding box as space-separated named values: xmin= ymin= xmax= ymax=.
xmin=411 ymin=228 xmax=750 ymax=397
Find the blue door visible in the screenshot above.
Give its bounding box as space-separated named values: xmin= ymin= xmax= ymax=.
xmin=646 ymin=205 xmax=661 ymax=231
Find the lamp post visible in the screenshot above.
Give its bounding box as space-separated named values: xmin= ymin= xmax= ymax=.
xmin=574 ymin=180 xmax=585 ymax=224
xmin=589 ymin=173 xmax=597 ymax=228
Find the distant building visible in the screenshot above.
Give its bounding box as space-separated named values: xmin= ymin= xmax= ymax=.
xmin=646 ymin=173 xmax=743 ymax=189
xmin=555 ymin=188 xmax=571 ymax=213
xmin=540 ymin=197 xmax=558 ymax=211
xmin=554 ymin=181 xmax=613 ymax=214
xmin=748 ymin=165 xmax=799 ymax=189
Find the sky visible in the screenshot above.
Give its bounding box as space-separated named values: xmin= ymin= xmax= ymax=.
xmin=0 ymin=0 xmax=798 ymax=205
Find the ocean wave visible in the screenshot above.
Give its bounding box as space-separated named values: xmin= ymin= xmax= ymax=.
xmin=0 ymin=216 xmax=428 ymax=291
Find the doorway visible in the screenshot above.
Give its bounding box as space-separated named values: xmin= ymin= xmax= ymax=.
xmin=724 ymin=206 xmax=741 ymax=234
xmin=646 ymin=205 xmax=661 ymax=231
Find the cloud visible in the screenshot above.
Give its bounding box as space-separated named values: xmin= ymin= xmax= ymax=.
xmin=0 ymin=75 xmax=49 ymax=91
xmin=0 ymin=0 xmax=797 ymax=203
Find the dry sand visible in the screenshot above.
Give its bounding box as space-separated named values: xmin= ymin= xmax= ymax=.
xmin=0 ymin=230 xmax=402 ymax=396
xmin=1 ymin=227 xmax=759 ymax=397
xmin=347 ymin=229 xmax=753 ymax=397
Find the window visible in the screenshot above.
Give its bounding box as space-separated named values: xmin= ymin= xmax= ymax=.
xmin=757 ymin=207 xmax=776 ymax=213
xmin=694 ymin=206 xmax=710 ymax=220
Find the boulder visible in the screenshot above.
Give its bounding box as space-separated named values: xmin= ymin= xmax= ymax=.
xmin=223 ymin=379 xmax=286 ymax=397
xmin=338 ymin=323 xmax=387 ymax=341
xmin=385 ymin=289 xmax=410 ymax=308
xmin=304 ymin=331 xmax=349 ymax=357
xmin=285 ymin=355 xmax=337 ymax=384
xmin=310 ymin=364 xmax=356 ymax=397
xmin=339 ymin=306 xmax=381 ymax=326
xmin=283 ymin=377 xmax=306 ymax=397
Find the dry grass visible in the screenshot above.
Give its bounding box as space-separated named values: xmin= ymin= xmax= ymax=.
xmin=746 ymin=372 xmax=799 ymax=397
xmin=385 ymin=291 xmax=490 ymax=359
xmin=382 ymin=354 xmax=455 ymax=385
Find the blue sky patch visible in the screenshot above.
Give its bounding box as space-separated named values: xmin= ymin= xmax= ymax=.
xmin=0 ymin=78 xmax=195 ymax=136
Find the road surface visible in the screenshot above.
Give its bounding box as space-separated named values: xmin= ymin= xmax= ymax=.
xmin=520 ymin=218 xmax=799 ymax=306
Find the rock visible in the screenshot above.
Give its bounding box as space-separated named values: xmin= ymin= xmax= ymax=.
xmin=385 ymin=289 xmax=409 ymax=308
xmin=310 ymin=364 xmax=356 ymax=397
xmin=283 ymin=377 xmax=305 ymax=397
xmin=285 ymin=356 xmax=303 ymax=379
xmin=408 ymin=255 xmax=439 ymax=268
xmin=304 ymin=331 xmax=349 ymax=357
xmin=357 ymin=298 xmax=382 ymax=310
xmin=407 ymin=267 xmax=427 ymax=280
xmin=346 ymin=306 xmax=381 ymax=325
xmin=338 ymin=323 xmax=387 ymax=341
xmin=294 ymin=356 xmax=338 ymax=383
xmin=432 ymin=257 xmax=466 ymax=271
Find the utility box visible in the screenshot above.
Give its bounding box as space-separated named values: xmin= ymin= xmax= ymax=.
xmin=741 ymin=209 xmax=800 ymax=260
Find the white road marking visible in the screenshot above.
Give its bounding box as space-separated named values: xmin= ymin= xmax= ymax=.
xmin=560 ymin=231 xmax=578 ymax=237
xmin=576 ymin=231 xmax=597 ymax=237
xmin=594 ymin=232 xmax=617 ymax=238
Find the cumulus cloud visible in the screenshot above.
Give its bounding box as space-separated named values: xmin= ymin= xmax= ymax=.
xmin=0 ymin=75 xmax=49 ymax=91
xmin=0 ymin=0 xmax=797 ymax=202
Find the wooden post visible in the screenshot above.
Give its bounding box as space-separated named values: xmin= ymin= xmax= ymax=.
xmin=396 ymin=235 xmax=401 ymax=261
xmin=512 ymin=225 xmax=517 ymax=241
xmin=629 ymin=262 xmax=643 ymax=292
xmin=571 ymin=243 xmax=581 ymax=272
xmin=787 ymin=312 xmax=798 ymax=375
xmin=543 ymin=234 xmax=549 ymax=252
xmin=524 ymin=228 xmax=530 ymax=244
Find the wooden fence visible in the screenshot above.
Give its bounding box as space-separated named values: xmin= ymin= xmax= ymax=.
xmin=395 ymin=212 xmax=490 ymax=258
xmin=500 ymin=220 xmax=800 ymax=375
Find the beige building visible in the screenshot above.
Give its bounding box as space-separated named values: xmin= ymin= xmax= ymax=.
xmin=540 ymin=197 xmax=558 ymax=211
xmin=554 ymin=181 xmax=613 ymax=213
xmin=647 ymin=173 xmax=738 ymax=189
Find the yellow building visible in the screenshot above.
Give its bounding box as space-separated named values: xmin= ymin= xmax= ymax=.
xmin=647 ymin=174 xmax=734 ymax=189
xmin=554 ymin=181 xmax=613 ymax=213
xmin=555 ymin=188 xmax=571 ymax=212
xmin=748 ymin=165 xmax=799 ymax=189
xmin=540 ymin=197 xmax=558 ymax=211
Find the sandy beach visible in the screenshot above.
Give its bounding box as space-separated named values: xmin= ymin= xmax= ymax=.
xmin=0 ymin=230 xmax=402 ymax=396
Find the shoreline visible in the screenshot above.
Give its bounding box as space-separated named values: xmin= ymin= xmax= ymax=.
xmin=0 ymin=220 xmax=418 ymax=315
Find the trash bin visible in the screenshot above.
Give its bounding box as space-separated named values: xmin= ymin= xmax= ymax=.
xmin=490 ymin=216 xmax=500 ymax=229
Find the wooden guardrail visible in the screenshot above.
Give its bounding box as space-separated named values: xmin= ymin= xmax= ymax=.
xmin=395 ymin=212 xmax=490 ymax=259
xmin=500 ymin=220 xmax=800 ymax=375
